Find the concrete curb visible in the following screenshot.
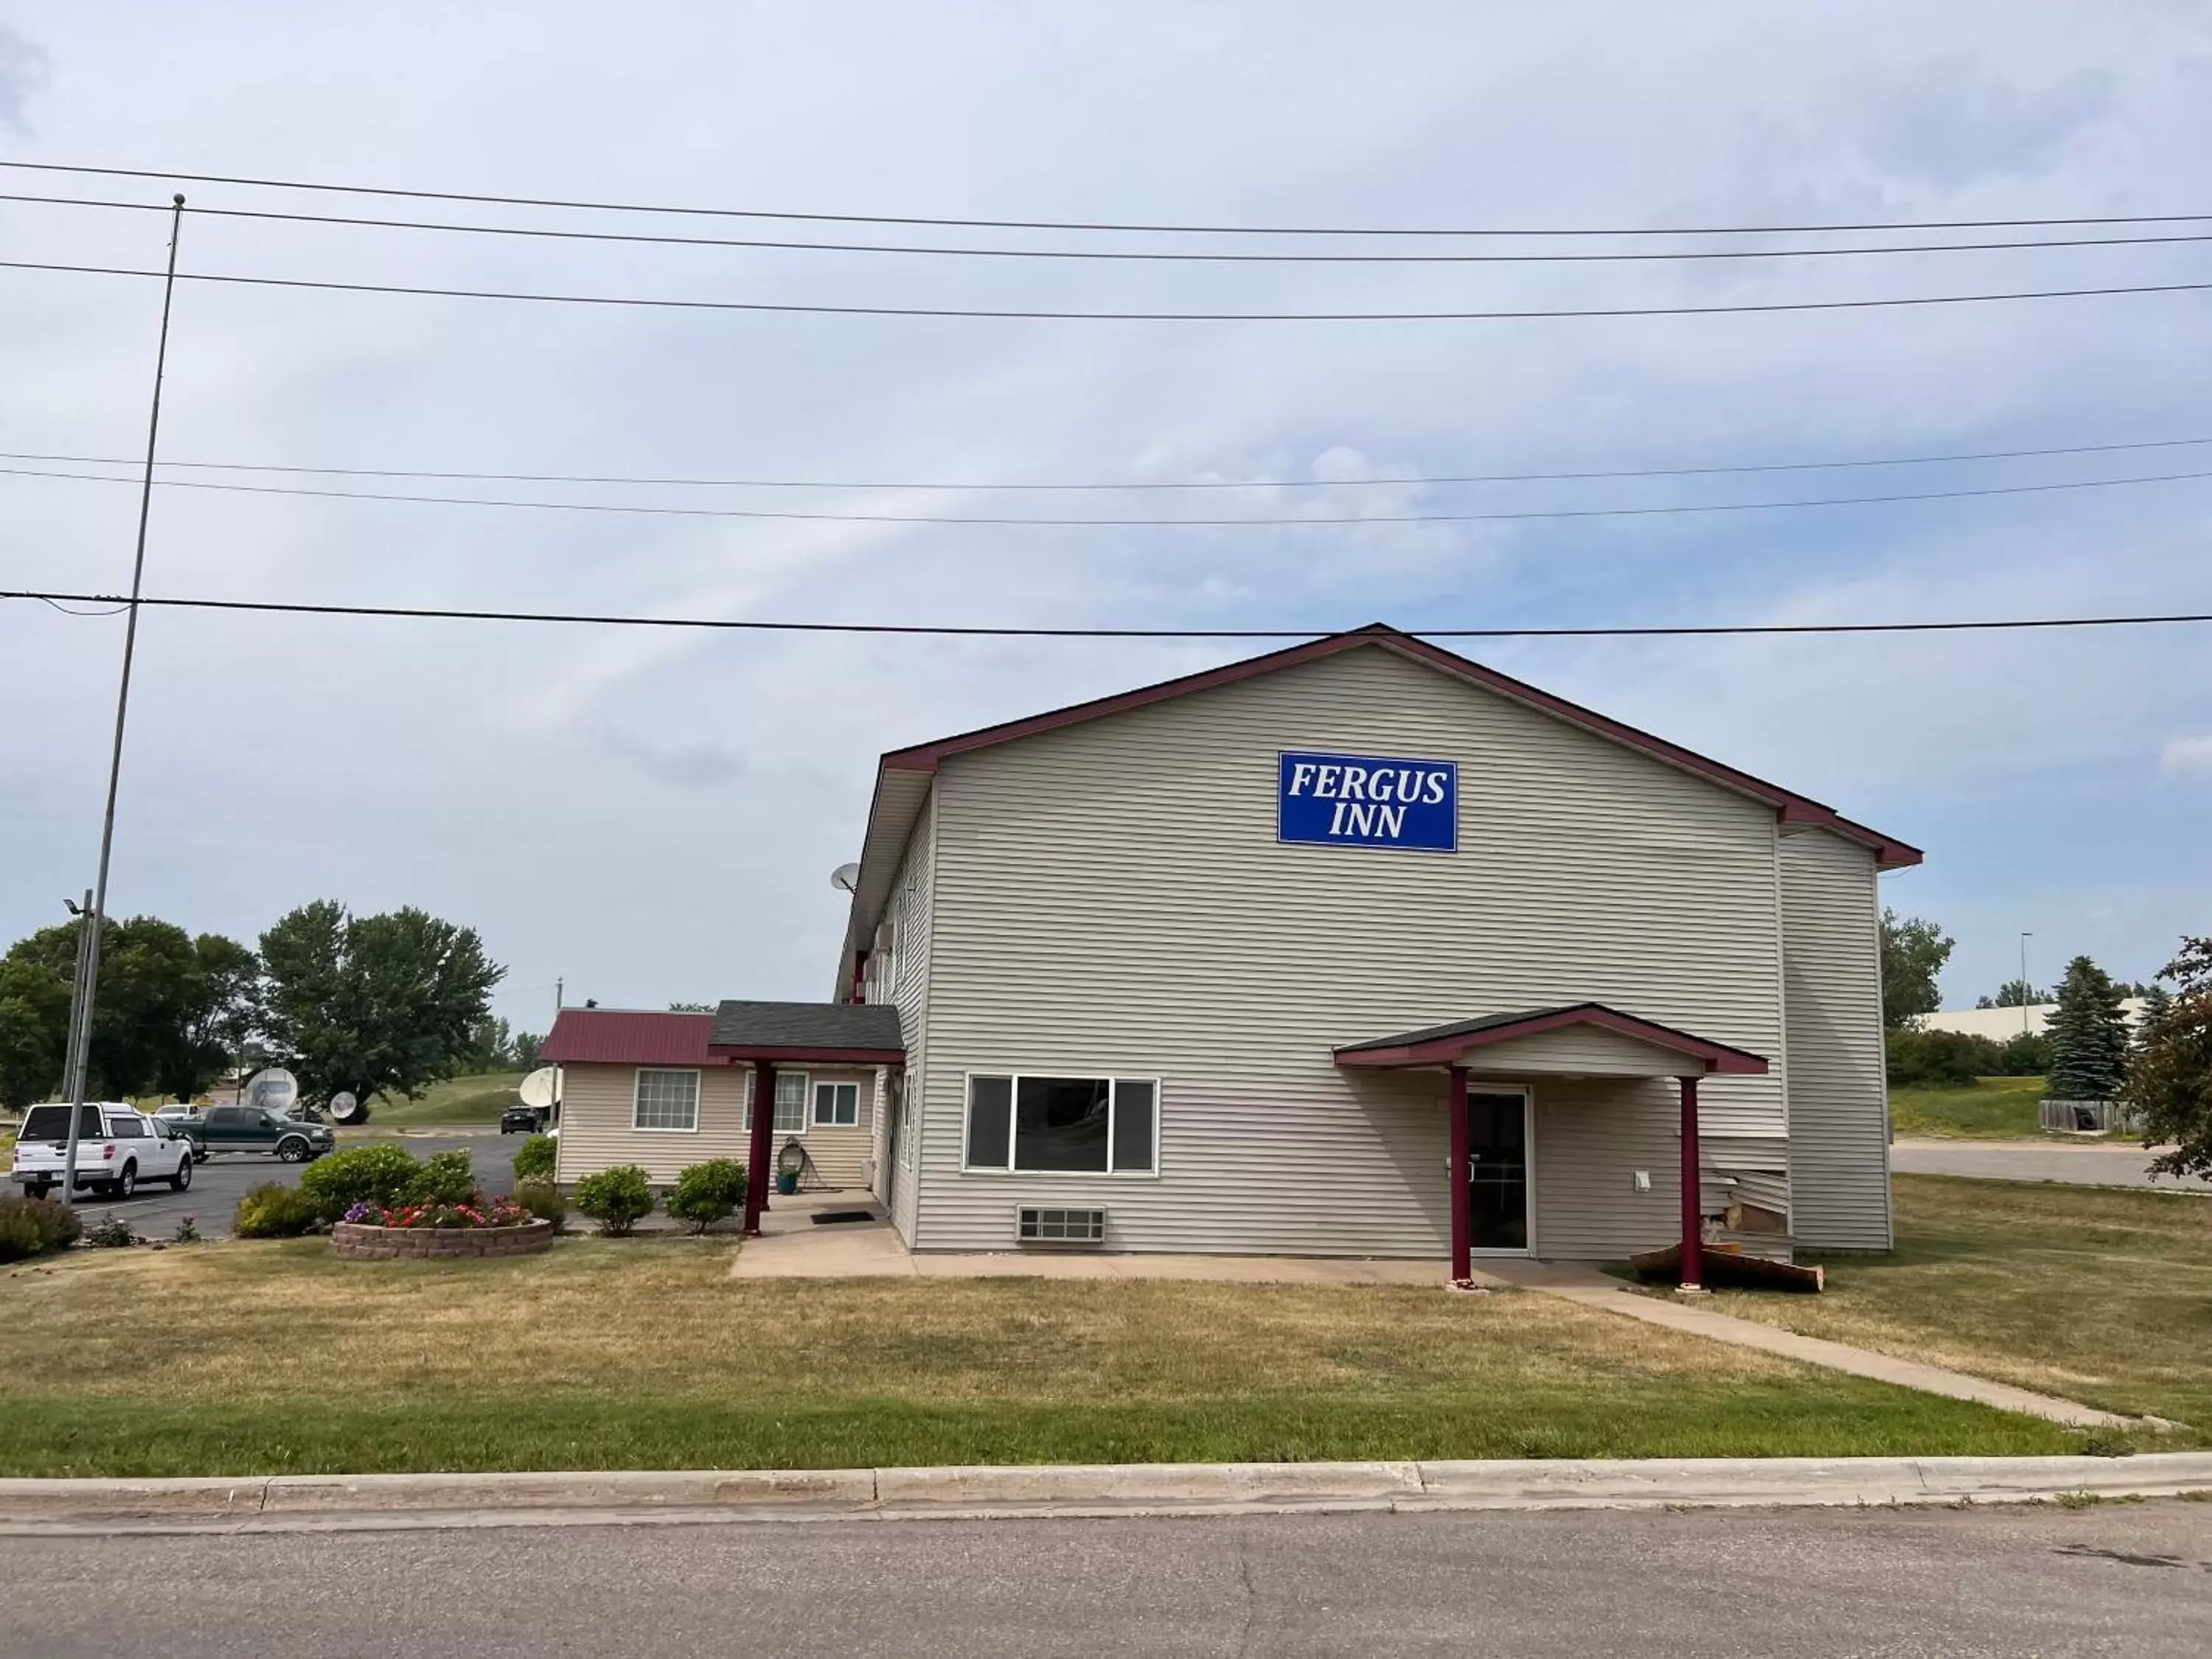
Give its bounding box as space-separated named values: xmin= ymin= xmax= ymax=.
xmin=4 ymin=1453 xmax=2211 ymax=1531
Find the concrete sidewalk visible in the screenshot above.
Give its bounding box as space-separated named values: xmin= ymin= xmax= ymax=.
xmin=1484 ymin=1260 xmax=2153 ymax=1430
xmin=6 ymin=1454 xmax=2211 ymax=1534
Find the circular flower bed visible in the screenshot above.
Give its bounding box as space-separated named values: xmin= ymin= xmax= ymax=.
xmin=331 ymin=1197 xmax=554 ymax=1259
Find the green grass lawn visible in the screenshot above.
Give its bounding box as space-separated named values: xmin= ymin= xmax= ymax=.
xmin=360 ymin=1070 xmax=526 ymax=1128
xmin=0 ymin=1237 xmax=2091 ymax=1478
xmin=1889 ymin=1074 xmax=2053 ymax=1138
xmin=1705 ymin=1175 xmax=2212 ymax=1435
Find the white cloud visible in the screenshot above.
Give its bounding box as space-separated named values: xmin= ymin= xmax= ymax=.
xmin=2161 ymin=735 xmax=2212 ymax=779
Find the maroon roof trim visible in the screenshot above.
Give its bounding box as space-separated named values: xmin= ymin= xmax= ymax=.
xmin=1335 ymin=1003 xmax=1770 ymax=1075
xmin=874 ymin=625 xmax=1920 ymax=869
xmin=706 ymin=1044 xmax=906 ymax=1065
xmin=539 ymin=1009 xmax=733 ymax=1068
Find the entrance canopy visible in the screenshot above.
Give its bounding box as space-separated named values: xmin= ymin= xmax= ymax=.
xmin=1333 ymin=1003 xmax=1768 ymax=1078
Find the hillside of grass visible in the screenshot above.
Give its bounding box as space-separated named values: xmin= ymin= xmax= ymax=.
xmin=364 ymin=1070 xmax=526 ymax=1128
xmin=1888 ymin=1074 xmax=2048 ymax=1139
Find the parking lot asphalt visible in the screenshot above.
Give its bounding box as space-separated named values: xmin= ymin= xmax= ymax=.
xmin=46 ymin=1133 xmax=523 ymax=1242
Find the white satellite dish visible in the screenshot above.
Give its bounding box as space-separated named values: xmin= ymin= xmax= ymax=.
xmin=328 ymin=1090 xmax=367 ymax=1125
xmin=518 ymin=1066 xmax=560 ymax=1110
xmin=244 ymin=1067 xmax=298 ymax=1116
xmin=830 ymin=862 xmax=860 ymax=894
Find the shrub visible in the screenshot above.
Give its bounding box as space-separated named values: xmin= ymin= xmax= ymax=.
xmin=84 ymin=1211 xmax=136 ymax=1248
xmin=173 ymin=1214 xmax=201 ymax=1244
xmin=1885 ymin=1027 xmax=2002 ymax=1088
xmin=1997 ymin=1030 xmax=2053 ymax=1077
xmin=573 ymin=1164 xmax=655 ymax=1236
xmin=234 ymin=1182 xmax=323 ymax=1238
xmin=0 ymin=1194 xmax=82 ymax=1262
xmin=510 ymin=1133 xmax=557 ymax=1183
xmin=298 ymin=1144 xmax=422 ymax=1222
xmin=510 ymin=1178 xmax=567 ymax=1234
xmin=402 ymin=1149 xmax=479 ymax=1207
xmin=665 ymin=1158 xmax=748 ymax=1234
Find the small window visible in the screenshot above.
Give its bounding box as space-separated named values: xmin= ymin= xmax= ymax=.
xmin=773 ymin=1071 xmax=809 ymax=1135
xmin=633 ymin=1068 xmax=700 ymax=1132
xmin=964 ymin=1074 xmax=1158 ymax=1175
xmin=109 ymin=1115 xmax=147 ymax=1138
xmin=813 ymin=1081 xmax=859 ymax=1127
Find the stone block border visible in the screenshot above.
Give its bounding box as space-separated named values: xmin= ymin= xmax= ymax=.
xmin=331 ymin=1217 xmax=554 ymax=1260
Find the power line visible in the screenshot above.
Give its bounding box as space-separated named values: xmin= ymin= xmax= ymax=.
xmin=4 ymin=434 xmax=2208 ymax=493
xmin=5 ymin=588 xmax=2209 ymax=639
xmin=12 ymin=189 xmax=2212 ymax=265
xmin=10 ymin=257 xmax=2212 ymax=322
xmin=8 ymin=459 xmax=2212 ymax=526
xmin=5 ymin=159 xmax=2210 ymax=240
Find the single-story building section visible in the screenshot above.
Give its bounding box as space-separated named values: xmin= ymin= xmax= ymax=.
xmin=549 ymin=624 xmax=1919 ymax=1286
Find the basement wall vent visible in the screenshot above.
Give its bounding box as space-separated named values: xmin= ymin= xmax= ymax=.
xmin=1017 ymin=1206 xmax=1106 ymax=1245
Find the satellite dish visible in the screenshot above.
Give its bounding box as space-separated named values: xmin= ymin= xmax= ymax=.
xmin=518 ymin=1066 xmax=560 ymax=1109
xmin=830 ymin=862 xmax=860 ymax=894
xmin=244 ymin=1067 xmax=298 ymax=1116
xmin=328 ymin=1090 xmax=368 ymax=1125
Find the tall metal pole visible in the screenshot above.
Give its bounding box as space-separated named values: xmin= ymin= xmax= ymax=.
xmin=2020 ymin=932 xmax=2033 ymax=1037
xmin=59 ymin=195 xmax=186 ymax=1205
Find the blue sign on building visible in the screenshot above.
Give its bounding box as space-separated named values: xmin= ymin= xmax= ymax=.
xmin=1278 ymin=751 xmax=1457 ymax=852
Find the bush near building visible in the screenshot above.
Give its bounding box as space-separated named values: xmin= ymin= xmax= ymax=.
xmin=509 ymin=1179 xmax=566 ymax=1233
xmin=233 ymin=1183 xmax=322 ymax=1238
xmin=297 ymin=1144 xmax=424 ymax=1222
xmin=509 ymin=1134 xmax=556 ymax=1184
xmin=572 ymin=1165 xmax=655 ymax=1236
xmin=665 ymin=1159 xmax=748 ymax=1234
xmin=402 ymin=1150 xmax=478 ymax=1208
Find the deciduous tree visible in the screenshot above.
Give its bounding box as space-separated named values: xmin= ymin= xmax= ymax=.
xmin=259 ymin=901 xmax=504 ymax=1106
xmin=1879 ymin=910 xmax=1953 ymax=1030
xmin=2121 ymin=939 xmax=2212 ymax=1180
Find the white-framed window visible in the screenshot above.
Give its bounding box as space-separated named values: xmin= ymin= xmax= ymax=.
xmin=961 ymin=1073 xmax=1158 ymax=1175
xmin=813 ymin=1080 xmax=860 ymax=1127
xmin=900 ymin=1068 xmax=919 ymax=1166
xmin=773 ymin=1071 xmax=810 ymax=1135
xmin=633 ymin=1068 xmax=700 ymax=1133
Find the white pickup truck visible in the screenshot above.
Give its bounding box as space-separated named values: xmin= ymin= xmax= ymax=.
xmin=11 ymin=1102 xmax=195 ymax=1200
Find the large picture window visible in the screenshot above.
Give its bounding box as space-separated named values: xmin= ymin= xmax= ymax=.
xmin=963 ymin=1074 xmax=1156 ymax=1175
xmin=633 ymin=1068 xmax=700 ymax=1132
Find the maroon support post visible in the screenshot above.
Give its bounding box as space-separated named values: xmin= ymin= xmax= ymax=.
xmin=1677 ymin=1074 xmax=1704 ymax=1293
xmin=744 ymin=1060 xmax=776 ymax=1237
xmin=1447 ymin=1062 xmax=1471 ymax=1283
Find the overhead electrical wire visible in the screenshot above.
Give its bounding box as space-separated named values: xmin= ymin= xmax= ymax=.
xmin=10 ymin=189 xmax=2212 ymax=264
xmin=7 ymin=459 xmax=2212 ymax=526
xmin=4 ymin=158 xmax=2210 ymax=240
xmin=9 ymin=257 xmax=2212 ymax=321
xmin=4 ymin=433 xmax=2209 ymax=494
xmin=4 ymin=588 xmax=2208 ymax=639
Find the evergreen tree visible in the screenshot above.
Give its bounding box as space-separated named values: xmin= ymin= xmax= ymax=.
xmin=2045 ymin=954 xmax=2130 ymax=1101
xmin=2134 ymin=982 xmax=2174 ymax=1053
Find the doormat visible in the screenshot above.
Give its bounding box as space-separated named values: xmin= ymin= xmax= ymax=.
xmin=810 ymin=1209 xmax=881 ymax=1226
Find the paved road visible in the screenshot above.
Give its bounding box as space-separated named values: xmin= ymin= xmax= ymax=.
xmin=54 ymin=1133 xmax=521 ymax=1241
xmin=7 ymin=1504 xmax=2211 ymax=1656
xmin=1893 ymin=1138 xmax=2212 ymax=1192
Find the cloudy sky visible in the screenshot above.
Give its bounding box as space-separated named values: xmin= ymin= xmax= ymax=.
xmin=2 ymin=1 xmax=2208 ymax=1031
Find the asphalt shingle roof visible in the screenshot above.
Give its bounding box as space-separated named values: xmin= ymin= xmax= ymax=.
xmin=709 ymin=1000 xmax=905 ymax=1052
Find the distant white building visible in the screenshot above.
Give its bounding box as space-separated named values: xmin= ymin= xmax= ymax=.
xmin=1919 ymin=999 xmax=2149 ymax=1041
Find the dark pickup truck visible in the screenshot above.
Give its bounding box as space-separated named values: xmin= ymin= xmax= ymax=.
xmin=183 ymin=1105 xmax=337 ymax=1164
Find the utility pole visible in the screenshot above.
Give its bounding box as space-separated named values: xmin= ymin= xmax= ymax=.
xmin=59 ymin=195 xmax=186 ymax=1206
xmin=2020 ymin=932 xmax=2034 ymax=1037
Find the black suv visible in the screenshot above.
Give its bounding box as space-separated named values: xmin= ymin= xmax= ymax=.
xmin=500 ymin=1105 xmax=547 ymax=1135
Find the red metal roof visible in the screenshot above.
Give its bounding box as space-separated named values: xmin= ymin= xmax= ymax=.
xmin=538 ymin=1008 xmax=732 ymax=1068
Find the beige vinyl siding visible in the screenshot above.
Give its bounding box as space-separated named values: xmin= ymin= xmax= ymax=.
xmin=1467 ymin=1023 xmax=1716 ymax=1077
xmin=1528 ymin=1077 xmax=1681 ymax=1259
xmin=553 ymin=1062 xmax=748 ymax=1185
xmin=881 ymin=792 xmax=936 ymax=1242
xmin=1779 ymin=826 xmax=1893 ymax=1249
xmin=782 ymin=1068 xmax=877 ymax=1189
xmin=911 ymin=642 xmax=1790 ymax=1256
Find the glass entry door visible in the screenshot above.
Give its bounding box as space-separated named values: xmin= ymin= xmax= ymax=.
xmin=1466 ymin=1089 xmax=1529 ymax=1251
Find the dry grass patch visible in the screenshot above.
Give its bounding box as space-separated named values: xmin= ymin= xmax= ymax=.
xmin=1703 ymin=1175 xmax=2212 ymax=1434
xmin=0 ymin=1235 xmax=2094 ymax=1474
